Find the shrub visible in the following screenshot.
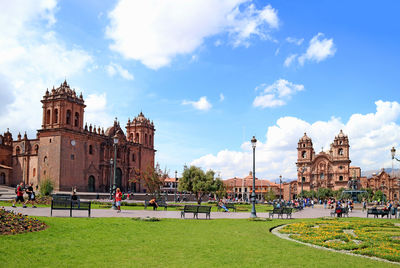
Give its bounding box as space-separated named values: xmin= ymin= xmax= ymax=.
xmin=39 ymin=178 xmax=54 ymax=196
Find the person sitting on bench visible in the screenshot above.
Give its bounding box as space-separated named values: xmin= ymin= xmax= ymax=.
xmin=219 ymin=200 xmax=229 ymax=212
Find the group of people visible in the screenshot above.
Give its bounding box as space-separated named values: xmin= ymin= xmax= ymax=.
xmin=12 ymin=182 xmax=36 ymax=208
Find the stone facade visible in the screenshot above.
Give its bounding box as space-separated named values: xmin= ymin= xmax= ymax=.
xmin=360 ymin=169 xmax=400 ymax=201
xmin=295 ymin=130 xmax=360 ymax=195
xmin=3 ymin=80 xmax=156 ymax=192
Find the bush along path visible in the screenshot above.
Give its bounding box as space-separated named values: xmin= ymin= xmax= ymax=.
xmin=0 ymin=208 xmax=47 ymax=235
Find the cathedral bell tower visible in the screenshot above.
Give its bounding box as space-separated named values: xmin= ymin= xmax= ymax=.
xmin=41 ymin=80 xmax=85 ymax=131
xmin=297 ymin=133 xmax=314 ymax=165
xmin=331 ymin=130 xmax=350 ymax=160
xmin=125 ymin=112 xmax=155 ymax=149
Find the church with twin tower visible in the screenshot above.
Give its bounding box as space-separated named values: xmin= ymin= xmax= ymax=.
xmin=0 ymin=80 xmax=156 ymax=192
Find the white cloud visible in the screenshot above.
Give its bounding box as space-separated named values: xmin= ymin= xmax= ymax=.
xmin=283 ymin=54 xmax=297 ymax=67
xmin=219 ymin=93 xmax=225 ymax=102
xmin=182 ymin=96 xmax=212 ymax=111
xmin=85 ymin=93 xmax=113 ymax=128
xmin=106 ymin=0 xmax=279 ymax=69
xmin=106 ymin=62 xmax=134 ymax=80
xmin=192 ymin=101 xmax=400 ymax=180
xmin=298 ymin=33 xmax=336 ymax=65
xmin=286 ymin=37 xmax=304 ymax=45
xmin=0 ymin=0 xmax=93 ymax=136
xmin=253 ymin=79 xmax=304 ymax=108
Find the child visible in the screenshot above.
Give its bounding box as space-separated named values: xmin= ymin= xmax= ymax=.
xmin=115 ymin=188 xmax=122 ymax=213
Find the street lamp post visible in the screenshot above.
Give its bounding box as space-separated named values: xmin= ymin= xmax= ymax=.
xmin=279 ymin=175 xmax=282 ymax=203
xmin=112 ymin=134 xmax=119 ymax=209
xmin=250 ymin=136 xmax=257 ymax=218
xmin=109 ymin=158 xmax=113 ymax=200
xmin=391 ymin=147 xmax=400 ymax=201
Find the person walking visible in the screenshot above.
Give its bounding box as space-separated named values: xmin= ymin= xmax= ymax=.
xmin=115 ymin=188 xmax=122 ymax=213
xmin=12 ymin=182 xmax=25 ymax=208
xmin=24 ymin=183 xmax=36 ymax=208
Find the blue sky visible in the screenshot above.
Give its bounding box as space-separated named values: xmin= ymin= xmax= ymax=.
xmin=1 ymin=0 xmax=400 ymax=181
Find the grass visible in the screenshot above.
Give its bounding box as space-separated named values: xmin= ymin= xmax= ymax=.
xmin=0 ymin=200 xmax=273 ymax=212
xmin=0 ymin=217 xmax=398 ymax=267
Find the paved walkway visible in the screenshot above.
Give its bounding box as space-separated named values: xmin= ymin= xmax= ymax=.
xmin=2 ymin=206 xmax=375 ymax=219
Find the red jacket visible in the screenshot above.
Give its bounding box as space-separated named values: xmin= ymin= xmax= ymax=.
xmin=17 ymin=186 xmax=24 ymax=197
xmin=115 ymin=192 xmax=122 ymax=202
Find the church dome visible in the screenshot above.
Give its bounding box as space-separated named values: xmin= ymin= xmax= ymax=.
xmin=300 ymin=132 xmax=312 ymax=142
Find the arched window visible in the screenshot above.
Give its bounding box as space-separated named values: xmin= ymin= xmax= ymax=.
xmin=338 ymin=148 xmax=343 ymax=155
xmin=302 ymin=177 xmax=305 ymax=182
xmin=34 ymin=145 xmax=39 ymax=154
xmin=16 ymin=146 xmax=20 ymax=155
xmin=149 ymin=135 xmax=152 ymax=146
xmin=33 ymin=168 xmax=36 ymax=177
xmin=89 ymin=145 xmax=93 ymax=155
xmin=54 ymin=109 xmax=58 ymax=123
xmin=132 ymin=153 xmax=135 ymax=162
xmin=320 ymin=173 xmax=324 ymax=179
xmin=339 ymin=176 xmax=343 ymax=181
xmin=145 ymin=134 xmax=148 ymax=145
xmin=301 ymin=151 xmax=307 ymax=158
xmin=44 ymin=156 xmax=47 ymax=163
xmin=46 ymin=109 xmax=51 ymax=124
xmin=129 ymin=133 xmax=133 ymax=141
xmin=66 ymin=110 xmax=71 ymax=125
xmin=74 ymin=112 xmax=79 ymax=127
xmin=135 ymin=133 xmax=139 ymax=143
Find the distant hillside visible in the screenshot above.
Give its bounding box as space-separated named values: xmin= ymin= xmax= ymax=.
xmin=362 ymin=168 xmax=400 ymax=178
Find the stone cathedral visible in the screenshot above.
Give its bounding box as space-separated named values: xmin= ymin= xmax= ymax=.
xmin=0 ymin=80 xmax=155 ymax=192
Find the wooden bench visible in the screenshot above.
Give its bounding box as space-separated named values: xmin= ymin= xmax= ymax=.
xmin=281 ymin=207 xmax=293 ymax=218
xmin=51 ymin=194 xmax=91 ymax=217
xmin=217 ymin=203 xmax=236 ymax=212
xmin=180 ymin=205 xmax=211 ymax=219
xmin=144 ymin=199 xmax=168 ymax=210
xmin=269 ymin=207 xmax=283 ymax=218
xmin=367 ymin=208 xmax=389 ymax=218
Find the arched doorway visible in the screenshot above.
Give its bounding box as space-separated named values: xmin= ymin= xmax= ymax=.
xmin=0 ymin=173 xmax=5 ymax=184
xmin=116 ymin=168 xmax=122 ymax=191
xmin=88 ymin=176 xmax=95 ymax=192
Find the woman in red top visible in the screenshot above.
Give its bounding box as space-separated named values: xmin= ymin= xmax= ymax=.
xmin=115 ymin=188 xmax=122 ymax=212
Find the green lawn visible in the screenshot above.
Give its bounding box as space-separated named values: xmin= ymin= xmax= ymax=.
xmin=0 ymin=217 xmax=397 ymax=267
xmin=0 ymin=200 xmax=273 ymax=212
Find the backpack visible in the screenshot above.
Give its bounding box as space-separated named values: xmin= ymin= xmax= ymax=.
xmin=15 ymin=185 xmax=19 ymax=194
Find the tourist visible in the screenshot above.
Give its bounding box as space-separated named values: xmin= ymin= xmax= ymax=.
xmin=115 ymin=188 xmax=122 ymax=212
xmin=24 ymin=183 xmax=36 ymax=208
xmin=72 ymin=189 xmax=80 ymax=208
xmin=218 ymin=199 xmax=229 ymax=212
xmin=12 ymin=182 xmax=25 ymax=208
xmin=324 ymin=199 xmax=327 ymax=209
xmin=149 ymin=198 xmax=158 ymax=210
xmin=362 ymin=200 xmax=367 ymax=212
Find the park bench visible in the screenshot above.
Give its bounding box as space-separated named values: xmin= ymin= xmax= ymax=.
xmin=367 ymin=208 xmax=389 ymax=218
xmin=330 ymin=207 xmax=349 ymax=217
xmin=269 ymin=207 xmax=283 ymax=218
xmin=51 ymin=194 xmax=91 ymax=217
xmin=144 ymin=198 xmax=168 ymax=210
xmin=180 ymin=205 xmax=211 ymax=219
xmin=281 ymin=207 xmax=293 ymax=218
xmin=217 ymin=203 xmax=236 ymax=212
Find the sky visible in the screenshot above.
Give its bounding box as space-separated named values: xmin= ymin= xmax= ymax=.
xmin=0 ymin=0 xmax=400 ymax=182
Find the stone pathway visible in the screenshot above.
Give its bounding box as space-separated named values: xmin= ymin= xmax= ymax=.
xmin=1 ymin=206 xmax=379 ymax=219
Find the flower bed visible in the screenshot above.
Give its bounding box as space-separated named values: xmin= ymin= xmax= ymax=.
xmin=0 ymin=208 xmax=47 ymax=235
xmin=279 ymin=218 xmax=400 ymax=262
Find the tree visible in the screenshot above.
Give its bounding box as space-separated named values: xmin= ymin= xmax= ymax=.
xmin=39 ymin=178 xmax=54 ymax=196
xmin=373 ymin=190 xmax=385 ymax=202
xmin=138 ymin=163 xmax=168 ymax=195
xmin=213 ymin=178 xmax=226 ymax=200
xmin=178 ymin=165 xmax=223 ymax=204
xmin=264 ymin=188 xmax=276 ymax=202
